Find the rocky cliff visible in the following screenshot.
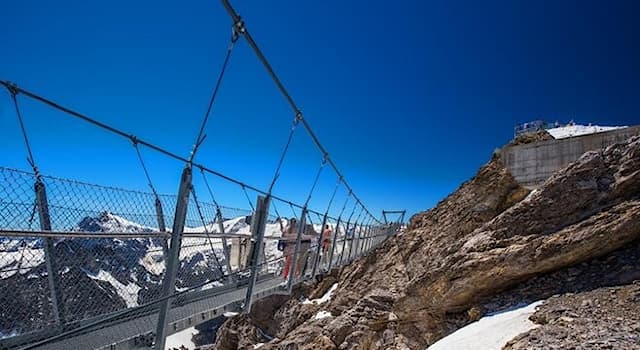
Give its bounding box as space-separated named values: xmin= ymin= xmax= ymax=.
xmin=214 ymin=136 xmax=640 ymax=349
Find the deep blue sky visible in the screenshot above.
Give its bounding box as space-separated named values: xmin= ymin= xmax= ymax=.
xmin=1 ymin=0 xmax=639 ymax=221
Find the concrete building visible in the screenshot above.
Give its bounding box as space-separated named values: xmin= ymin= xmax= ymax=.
xmin=501 ymin=125 xmax=640 ymax=188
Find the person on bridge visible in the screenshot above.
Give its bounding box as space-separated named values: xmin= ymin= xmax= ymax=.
xmin=321 ymin=224 xmax=333 ymax=266
xmin=282 ymin=218 xmax=297 ymax=280
xmin=296 ymin=224 xmax=318 ymax=277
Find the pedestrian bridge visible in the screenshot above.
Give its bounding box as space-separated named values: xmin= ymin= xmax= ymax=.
xmin=0 ymin=0 xmax=401 ymax=348
xmin=0 ymin=166 xmax=395 ymax=350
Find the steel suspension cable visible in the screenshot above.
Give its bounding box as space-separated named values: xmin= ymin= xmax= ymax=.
xmin=0 ymin=80 xmax=369 ymax=222
xmin=270 ymin=201 xmax=284 ymax=231
xmin=218 ymin=0 xmax=380 ymax=223
xmin=200 ymin=168 xmax=222 ymax=209
xmin=241 ymin=185 xmax=255 ymax=212
xmin=288 ymin=202 xmax=298 ymax=218
xmin=346 ymin=199 xmax=359 ymax=223
xmin=189 ymin=32 xmax=240 ymax=162
xmin=190 ymin=187 xmax=226 ymax=277
xmin=7 ymin=84 xmax=39 ymax=176
xmin=132 ymin=140 xmax=160 ymax=196
xmin=267 ymin=114 xmax=300 ymax=194
xmin=303 ymin=156 xmax=327 ymax=207
xmin=324 ymin=178 xmax=342 ymax=215
xmin=337 ymin=190 xmax=352 ymax=219
xmin=0 ymin=81 xmax=261 ymax=200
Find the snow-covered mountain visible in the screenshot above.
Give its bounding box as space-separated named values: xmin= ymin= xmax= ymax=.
xmin=75 ymin=211 xmax=155 ymax=233
xmin=0 ymin=211 xmax=269 ymax=338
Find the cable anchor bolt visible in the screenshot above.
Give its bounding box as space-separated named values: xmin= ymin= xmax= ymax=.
xmin=232 ymin=18 xmax=245 ymax=41
xmin=294 ymin=111 xmax=303 ymax=125
xmin=6 ymin=82 xmax=18 ymax=96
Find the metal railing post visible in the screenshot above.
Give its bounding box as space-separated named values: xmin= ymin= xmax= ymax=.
xmin=357 ymin=221 xmax=365 ymax=257
xmin=153 ymin=196 xmax=170 ymax=261
xmin=327 ymin=217 xmax=341 ymax=272
xmin=215 ymin=208 xmax=233 ymax=274
xmin=339 ymin=221 xmax=350 ymax=266
xmin=348 ymin=220 xmax=360 ymax=261
xmin=287 ymin=207 xmax=307 ymax=294
xmin=356 ymin=222 xmax=366 ymax=257
xmin=243 ymin=195 xmax=270 ymax=313
xmin=366 ymin=225 xmax=373 ymax=252
xmin=365 ymin=220 xmax=374 ymax=253
xmin=359 ymin=224 xmax=367 ymax=256
xmin=371 ymin=227 xmax=375 ymax=249
xmin=35 ymin=179 xmax=64 ymax=325
xmin=310 ymin=213 xmax=328 ymax=278
xmin=155 ymin=166 xmax=192 ymax=350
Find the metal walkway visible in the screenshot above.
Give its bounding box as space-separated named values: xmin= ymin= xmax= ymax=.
xmin=32 ymin=277 xmax=284 ymax=350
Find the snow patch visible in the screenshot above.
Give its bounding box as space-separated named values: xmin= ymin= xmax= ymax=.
xmin=85 ymin=269 xmax=141 ymax=307
xmin=547 ymin=124 xmax=625 ymax=139
xmin=427 ymin=300 xmax=543 ymax=350
xmin=254 ymin=343 xmax=265 ymax=349
xmin=314 ymin=310 xmax=333 ymax=320
xmin=302 ymin=283 xmax=338 ymax=305
xmin=165 ymin=326 xmax=198 ymax=350
xmin=0 ymin=247 xmax=44 ymax=279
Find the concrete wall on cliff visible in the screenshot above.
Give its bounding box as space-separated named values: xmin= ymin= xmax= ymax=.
xmin=501 ymin=125 xmax=640 ymax=188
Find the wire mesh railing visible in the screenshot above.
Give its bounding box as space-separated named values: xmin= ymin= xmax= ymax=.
xmin=0 ymin=166 xmax=395 ymax=349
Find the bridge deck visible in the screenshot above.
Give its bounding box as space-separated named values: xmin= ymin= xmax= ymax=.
xmin=31 ymin=277 xmax=285 ymax=350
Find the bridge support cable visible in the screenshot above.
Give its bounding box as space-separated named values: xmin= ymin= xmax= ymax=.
xmin=287 ymin=205 xmax=307 ymax=294
xmin=270 ymin=200 xmax=285 ymax=232
xmin=366 ymin=218 xmax=375 ymax=253
xmin=288 ymin=202 xmax=298 ymax=219
xmin=311 ymin=177 xmax=342 ymax=277
xmin=329 ymin=191 xmax=351 ymax=271
xmin=267 ymin=113 xmax=301 ymax=194
xmin=348 ymin=207 xmax=365 ymax=262
xmin=300 ymin=211 xmax=316 ymax=278
xmin=190 ymin=186 xmax=227 ymax=278
xmin=339 ymin=200 xmax=359 ymax=265
xmin=6 ymin=83 xmax=39 ymax=176
xmin=358 ymin=217 xmax=372 ymax=258
xmin=0 ymin=80 xmax=347 ymax=225
xmin=382 ymin=210 xmax=407 ymax=225
xmin=282 ymin=157 xmax=326 ymax=292
xmin=0 ymin=81 xmax=272 ymax=204
xmin=361 ymin=218 xmax=373 ymax=256
xmin=218 ymin=0 xmax=380 ymax=225
xmin=155 ymin=165 xmax=192 ymax=350
xmin=240 ymin=184 xmax=256 ymax=213
xmin=200 ymin=169 xmax=233 ymax=273
xmin=189 ymin=31 xmax=240 ymax=163
xmin=132 ymin=140 xmax=170 ymax=259
xmin=5 ymin=83 xmax=65 ymax=327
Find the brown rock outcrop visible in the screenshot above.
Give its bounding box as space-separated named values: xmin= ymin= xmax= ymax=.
xmin=214 ymin=136 xmax=640 ymax=349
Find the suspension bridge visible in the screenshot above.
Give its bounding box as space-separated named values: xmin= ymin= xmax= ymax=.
xmin=0 ymin=1 xmax=402 ymax=349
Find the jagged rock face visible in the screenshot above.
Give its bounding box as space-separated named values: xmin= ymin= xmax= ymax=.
xmin=395 ymin=136 xmax=640 ymax=345
xmin=216 ymin=136 xmax=640 ymax=349
xmin=506 ymin=130 xmax=555 ymax=146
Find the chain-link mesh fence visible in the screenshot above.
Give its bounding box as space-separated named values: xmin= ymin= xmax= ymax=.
xmin=0 ymin=167 xmax=254 ymax=347
xmin=1 ymin=167 xmax=392 ymax=349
